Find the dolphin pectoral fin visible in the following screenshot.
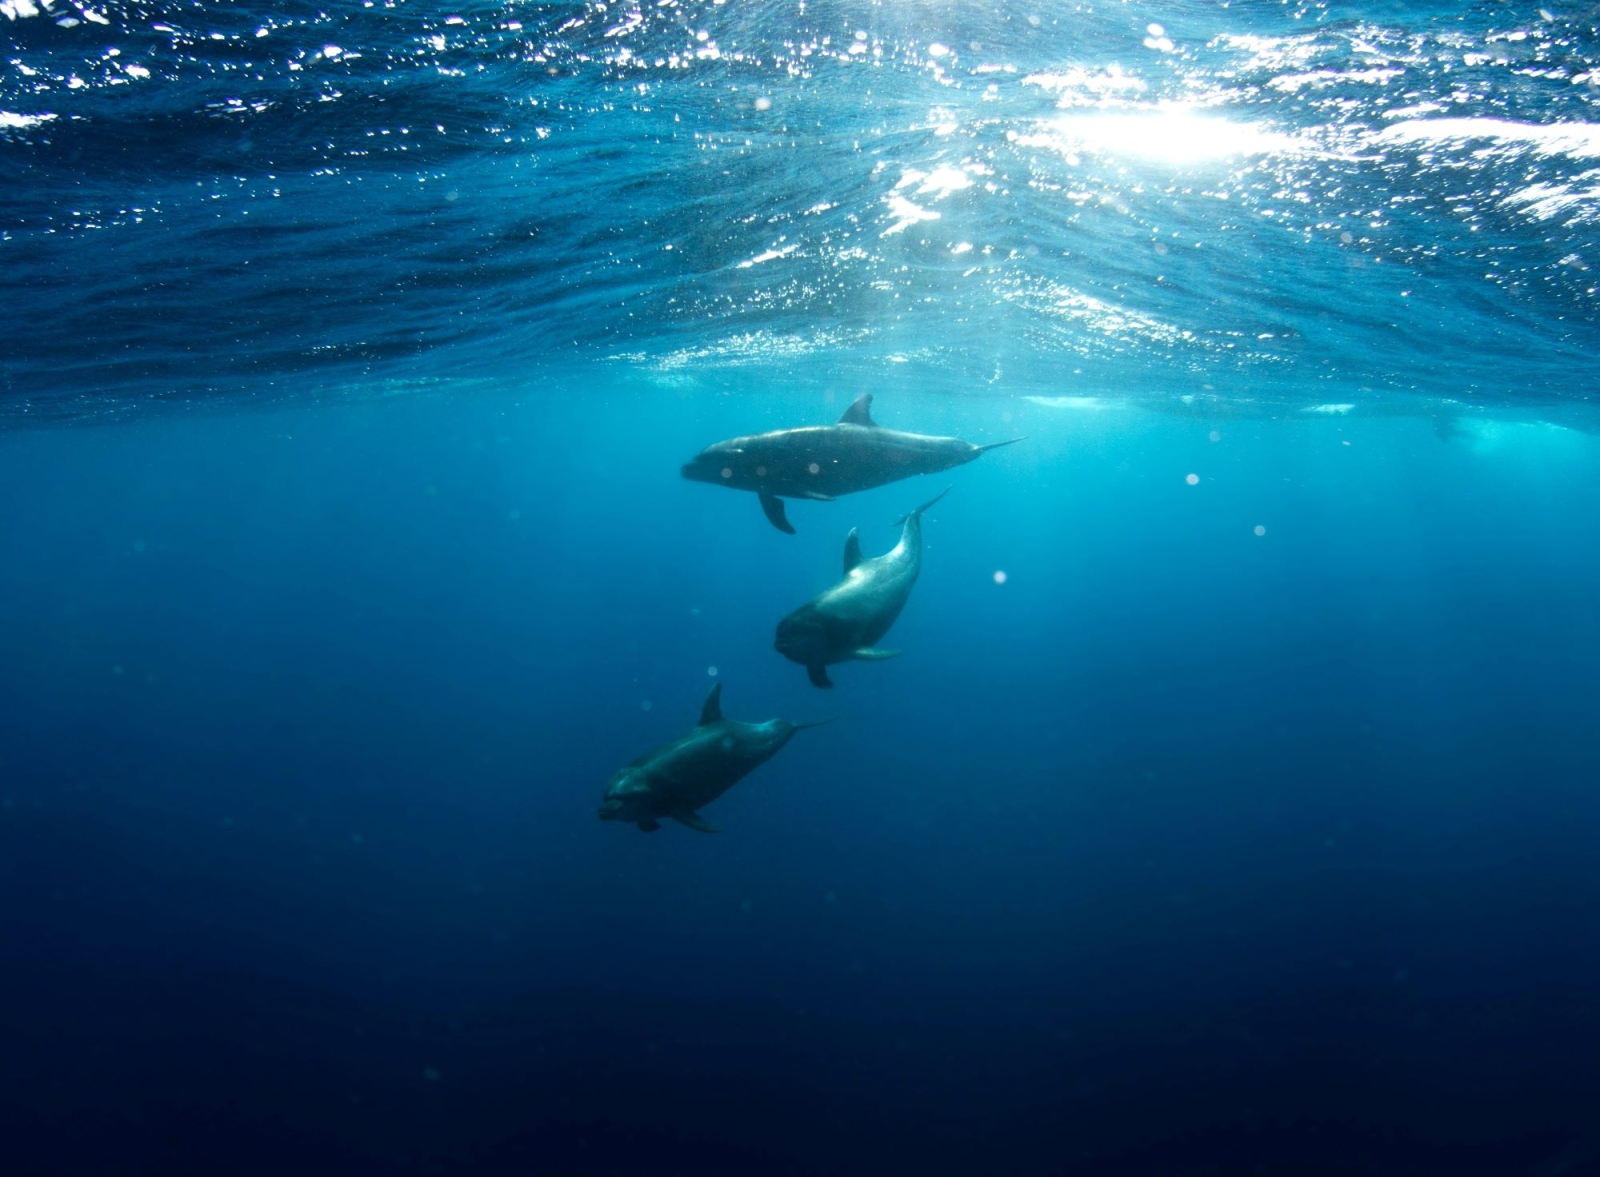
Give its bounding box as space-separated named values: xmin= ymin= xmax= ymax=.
xmin=837 ymin=393 xmax=876 ymax=427
xmin=672 ymin=810 xmax=721 ymax=833
xmin=759 ymin=492 xmax=796 ymax=534
xmin=637 ymin=818 xmax=662 ymax=833
xmin=806 ymin=664 xmax=834 ymax=689
xmin=851 ymin=647 xmax=901 ymax=661
xmin=842 ymin=528 xmax=863 ymax=575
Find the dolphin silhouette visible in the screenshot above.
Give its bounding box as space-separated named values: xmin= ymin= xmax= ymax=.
xmin=774 ymin=488 xmax=949 ymax=688
xmin=597 ymin=684 xmax=824 ymax=833
xmin=681 ymin=394 xmax=1020 ymax=533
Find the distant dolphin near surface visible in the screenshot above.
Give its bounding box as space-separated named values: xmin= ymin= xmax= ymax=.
xmin=680 ymin=393 xmax=1022 ymax=534
xmin=775 ymin=487 xmax=949 ymax=689
xmin=597 ymin=684 xmax=822 ymax=833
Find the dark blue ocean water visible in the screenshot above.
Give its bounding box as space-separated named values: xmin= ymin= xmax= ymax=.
xmin=4 ymin=3 xmax=1600 ymax=1175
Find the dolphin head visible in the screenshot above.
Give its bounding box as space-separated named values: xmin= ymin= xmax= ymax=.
xmin=598 ymin=768 xmax=654 ymax=824
xmin=774 ymin=607 xmax=829 ymax=668
xmin=680 ymin=439 xmax=755 ymax=489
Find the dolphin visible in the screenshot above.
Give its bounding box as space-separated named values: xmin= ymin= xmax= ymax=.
xmin=681 ymin=393 xmax=1021 ymax=534
xmin=597 ymin=683 xmax=822 ymax=833
xmin=774 ymin=487 xmax=949 ymax=689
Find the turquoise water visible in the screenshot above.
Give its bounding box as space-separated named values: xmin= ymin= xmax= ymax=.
xmin=3 ymin=3 xmax=1600 ymax=1175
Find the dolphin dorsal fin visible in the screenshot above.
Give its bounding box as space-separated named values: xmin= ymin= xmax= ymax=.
xmin=843 ymin=528 xmax=863 ymax=574
xmin=698 ymin=682 xmax=723 ymax=726
xmin=837 ymin=393 xmax=876 ymax=427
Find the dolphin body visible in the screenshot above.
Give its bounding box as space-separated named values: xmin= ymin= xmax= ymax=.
xmin=774 ymin=488 xmax=949 ymax=689
xmin=597 ymin=684 xmax=819 ymax=833
xmin=681 ymin=393 xmax=1020 ymax=534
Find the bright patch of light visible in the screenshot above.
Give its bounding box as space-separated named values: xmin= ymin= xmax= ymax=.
xmin=1506 ymin=178 xmax=1600 ymax=224
xmin=881 ymin=194 xmax=940 ymax=237
xmin=737 ymin=243 xmax=798 ymax=268
xmin=1023 ymin=66 xmax=1147 ymax=104
xmin=904 ymin=166 xmax=973 ymax=198
xmin=1023 ymin=395 xmax=1109 ymax=411
xmin=1372 ymin=118 xmax=1600 ymax=160
xmin=1270 ymin=68 xmax=1403 ymax=93
xmin=1019 ymin=106 xmax=1305 ymax=165
xmin=0 ymin=111 xmax=56 ymax=129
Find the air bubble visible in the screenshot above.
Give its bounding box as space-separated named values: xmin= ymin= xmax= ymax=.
xmin=1254 ymin=525 xmax=1266 ymax=537
xmin=993 ymin=570 xmax=1008 ymax=585
xmin=1185 ymin=473 xmax=1199 ymax=486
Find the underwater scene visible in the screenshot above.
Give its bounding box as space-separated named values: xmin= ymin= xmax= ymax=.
xmin=4 ymin=1 xmax=1600 ymax=1174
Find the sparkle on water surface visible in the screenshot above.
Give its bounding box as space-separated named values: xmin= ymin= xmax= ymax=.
xmin=0 ymin=0 xmax=1595 ymax=421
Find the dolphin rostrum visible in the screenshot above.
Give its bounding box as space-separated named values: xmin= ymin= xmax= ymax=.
xmin=680 ymin=393 xmax=1021 ymax=534
xmin=774 ymin=487 xmax=949 ymax=688
xmin=597 ymin=683 xmax=822 ymax=833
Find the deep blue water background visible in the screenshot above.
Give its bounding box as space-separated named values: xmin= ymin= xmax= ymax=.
xmin=5 ymin=1 xmax=1600 ymax=1174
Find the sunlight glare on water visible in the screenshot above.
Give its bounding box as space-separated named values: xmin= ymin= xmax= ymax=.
xmin=0 ymin=0 xmax=1596 ymax=425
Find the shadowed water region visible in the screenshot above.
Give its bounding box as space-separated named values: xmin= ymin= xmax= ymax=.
xmin=3 ymin=2 xmax=1600 ymax=1175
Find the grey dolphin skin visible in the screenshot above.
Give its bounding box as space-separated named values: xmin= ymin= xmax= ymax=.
xmin=680 ymin=393 xmax=1021 ymax=534
xmin=774 ymin=487 xmax=949 ymax=689
xmin=597 ymin=683 xmax=821 ymax=833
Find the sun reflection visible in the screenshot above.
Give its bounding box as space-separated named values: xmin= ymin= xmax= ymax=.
xmin=1016 ymin=104 xmax=1304 ymax=165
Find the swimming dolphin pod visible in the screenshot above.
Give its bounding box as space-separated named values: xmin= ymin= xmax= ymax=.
xmin=680 ymin=392 xmax=1022 ymax=534
xmin=598 ymin=684 xmax=824 ymax=833
xmin=601 ymin=396 xmax=1013 ymax=834
xmin=775 ymin=487 xmax=950 ymax=688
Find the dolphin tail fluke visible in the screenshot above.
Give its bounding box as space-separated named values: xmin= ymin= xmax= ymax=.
xmin=759 ymin=492 xmax=796 ymax=534
xmin=806 ymin=664 xmax=834 ymax=689
xmin=893 ymin=485 xmax=952 ymax=528
xmin=977 ymin=436 xmax=1026 ymax=454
